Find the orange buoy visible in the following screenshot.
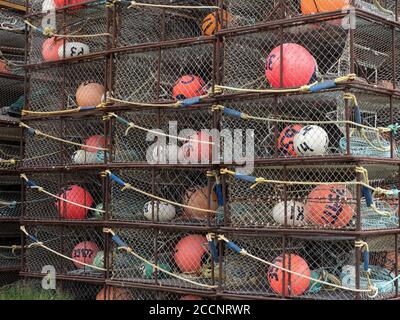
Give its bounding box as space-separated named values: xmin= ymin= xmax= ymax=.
xmin=384 ymin=251 xmax=400 ymax=272
xmin=183 ymin=186 xmax=218 ymax=220
xmin=174 ymin=235 xmax=208 ymax=273
xmin=268 ymin=254 xmax=311 ymax=297
xmin=301 ymin=0 xmax=350 ymax=15
xmin=277 ymin=124 xmax=303 ymax=156
xmin=54 ymin=0 xmax=86 ymax=9
xmin=42 ymin=37 xmax=65 ymax=62
xmin=304 ymin=184 xmax=354 ymax=227
xmin=179 ymin=131 xmax=214 ymax=163
xmin=0 ymin=61 xmax=10 ymax=74
xmin=75 ymin=81 xmax=105 ymax=107
xmin=56 ymin=185 xmax=93 ymax=220
xmin=266 ymin=43 xmax=317 ymax=88
xmin=172 ymin=75 xmax=207 ymax=100
xmin=96 ymin=287 xmax=130 ymax=300
xmin=201 ymin=10 xmax=230 ymax=36
xmin=71 ymin=241 xmax=99 ymax=268
xmin=81 ymin=135 xmax=106 ymax=153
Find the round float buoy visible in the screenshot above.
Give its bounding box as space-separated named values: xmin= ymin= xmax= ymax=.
xmin=183 ymin=186 xmax=218 ymax=220
xmin=174 ymin=235 xmax=208 ymax=273
xmin=267 ymin=254 xmax=311 ymax=297
xmin=0 ymin=61 xmax=9 ymax=74
xmin=58 ymin=42 xmax=90 ymax=59
xmin=143 ymin=201 xmax=176 ymax=222
xmin=293 ymin=125 xmax=329 ymax=156
xmin=76 ymin=82 xmax=105 ymax=107
xmin=71 ymin=241 xmax=99 ymax=268
xmin=96 ymin=287 xmax=130 ymax=300
xmin=179 ymin=131 xmax=214 ymax=163
xmin=271 ymin=201 xmax=305 ymax=226
xmin=201 ymin=10 xmax=230 ymax=36
xmin=265 ymin=43 xmax=317 ymax=88
xmin=42 ymin=37 xmax=65 ymax=62
xmin=278 ymin=124 xmax=303 ymax=156
xmin=384 ymin=251 xmax=400 ymax=273
xmin=172 ymin=75 xmax=207 ymax=100
xmin=56 ymin=185 xmax=93 ymax=220
xmin=304 ymin=184 xmax=354 ymax=227
xmin=301 ymin=0 xmax=350 ymax=15
xmin=54 ymin=0 xmax=86 ymax=9
xmin=71 ymin=150 xmax=102 ymax=164
xmin=81 ymin=135 xmax=106 ymax=153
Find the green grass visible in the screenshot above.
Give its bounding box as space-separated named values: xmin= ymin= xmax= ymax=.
xmin=0 ymin=281 xmax=74 ymax=300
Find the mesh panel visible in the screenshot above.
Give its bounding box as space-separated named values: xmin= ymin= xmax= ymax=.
xmin=224 ymin=0 xmax=399 ymax=27
xmin=226 ymin=164 xmax=399 ymax=230
xmin=23 ymin=171 xmax=104 ymax=220
xmin=24 ymin=225 xmax=105 ymax=278
xmin=23 ymin=117 xmax=107 ymax=168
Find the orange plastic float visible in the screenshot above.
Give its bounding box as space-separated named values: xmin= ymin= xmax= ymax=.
xmin=75 ymin=82 xmax=105 ymax=107
xmin=71 ymin=241 xmax=99 ymax=268
xmin=174 ymin=235 xmax=208 ymax=273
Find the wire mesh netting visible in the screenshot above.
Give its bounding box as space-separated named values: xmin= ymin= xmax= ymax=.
xmin=222 ymin=16 xmax=399 ymax=91
xmin=27 ymin=3 xmax=109 ymax=64
xmin=223 ymin=0 xmax=399 ymax=28
xmin=109 ymin=168 xmax=220 ymax=225
xmin=0 ymin=191 xmax=21 ymax=219
xmin=111 ymin=228 xmax=217 ymax=291
xmin=23 ymin=171 xmax=104 ymax=220
xmin=27 ymin=58 xmax=106 ymax=112
xmin=225 ymin=164 xmax=399 ymax=230
xmin=0 ymin=237 xmax=21 ymax=270
xmin=115 ymin=0 xmax=220 ymax=47
xmin=111 ymin=108 xmax=214 ymax=164
xmin=220 ymin=89 xmax=399 ymax=161
xmin=0 ymin=271 xmax=19 ymax=287
xmin=113 ymin=42 xmax=214 ymax=103
xmin=22 ymin=117 xmax=107 ymax=167
xmin=24 ymin=225 xmax=105 ymax=278
xmin=222 ymin=233 xmax=399 ymax=300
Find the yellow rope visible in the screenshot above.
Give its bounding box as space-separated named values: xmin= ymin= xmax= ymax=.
xmin=373 ymin=0 xmax=394 ymax=15
xmin=103 ymin=228 xmax=217 ymax=289
xmin=102 ymin=170 xmax=217 ymax=214
xmin=220 ymin=167 xmax=395 ymax=196
xmin=108 ymin=97 xmax=181 ymax=108
xmin=218 ymin=235 xmax=376 ymax=295
xmin=20 ymin=226 xmax=106 ymax=272
xmin=108 ymin=112 xmax=215 ymax=145
xmin=215 ymin=74 xmax=356 ymax=94
xmin=24 ymin=20 xmax=111 ymax=39
xmin=20 ymin=174 xmax=105 ymax=214
xmin=127 ymin=1 xmax=219 ymax=10
xmin=19 ymin=122 xmax=108 ymax=151
xmin=21 ymin=102 xmax=109 ymax=116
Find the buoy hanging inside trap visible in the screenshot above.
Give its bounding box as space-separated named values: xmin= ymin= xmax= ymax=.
xmin=305 ymin=184 xmax=354 ymax=228
xmin=278 ymin=124 xmax=303 ymax=157
xmin=0 ymin=61 xmax=10 ymax=74
xmin=301 ymin=0 xmax=350 ymax=15
xmin=201 ymin=10 xmax=230 ymax=36
xmin=268 ymin=254 xmax=311 ymax=297
xmin=293 ymin=125 xmax=329 ymax=156
xmin=271 ymin=201 xmax=305 ymax=226
xmin=143 ymin=201 xmax=176 ymax=222
xmin=71 ymin=241 xmax=99 ymax=268
xmin=174 ymin=234 xmax=208 ymax=273
xmin=183 ymin=186 xmax=218 ymax=220
xmin=265 ymin=43 xmax=317 ymax=88
xmin=56 ymin=185 xmax=94 ymax=220
xmin=172 ymin=75 xmax=207 ymax=100
xmin=42 ymin=37 xmax=65 ymax=62
xmin=76 ymin=82 xmax=105 ymax=107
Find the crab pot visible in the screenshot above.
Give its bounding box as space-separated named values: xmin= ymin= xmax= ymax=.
xmin=111 ymin=227 xmax=217 ymax=291
xmin=225 ymin=163 xmax=399 ymax=231
xmin=222 ymin=15 xmax=399 ymax=92
xmin=223 ymin=0 xmax=400 ymax=28
xmin=0 ymin=78 xmax=24 ymax=113
xmin=22 ymin=171 xmax=104 ymax=221
xmin=221 ymin=233 xmax=399 ymax=300
xmin=0 ymin=237 xmax=22 ymax=270
xmin=26 ymin=58 xmax=106 ymax=113
xmin=97 ymin=285 xmax=210 ymax=300
xmin=23 ymin=225 xmax=105 ymax=279
xmin=0 ymin=144 xmax=20 ymax=169
xmin=109 ymin=168 xmax=221 ymax=225
xmin=112 ymin=41 xmax=214 ymax=103
xmin=0 ymin=191 xmax=21 ymax=219
xmin=111 ymin=108 xmax=214 ymax=164
xmin=220 ymin=89 xmax=399 ymax=160
xmin=27 ymin=1 xmax=109 ymax=64
xmin=115 ymin=0 xmax=219 ymax=47
xmin=22 ymin=116 xmax=108 ymax=168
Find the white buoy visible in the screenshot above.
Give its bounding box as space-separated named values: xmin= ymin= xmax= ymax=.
xmin=271 ymin=201 xmax=305 ymax=226
xmin=293 ymin=125 xmax=329 ymax=156
xmin=72 ymin=150 xmax=101 ymax=164
xmin=143 ymin=201 xmax=176 ymax=222
xmin=58 ymin=42 xmax=90 ymax=59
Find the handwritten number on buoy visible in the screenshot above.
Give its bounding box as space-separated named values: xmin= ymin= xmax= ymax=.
xmin=70 ymin=46 xmax=85 ymax=57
